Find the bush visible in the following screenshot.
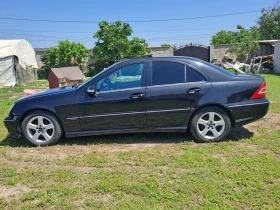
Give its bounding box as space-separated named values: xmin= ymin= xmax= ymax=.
xmin=37 ymin=68 xmax=50 ymax=80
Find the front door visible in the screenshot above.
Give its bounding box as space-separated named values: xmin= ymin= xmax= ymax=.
xmin=78 ymin=62 xmax=147 ymax=131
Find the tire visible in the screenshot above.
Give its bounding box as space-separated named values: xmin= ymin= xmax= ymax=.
xmin=21 ymin=110 xmax=63 ymax=146
xmin=190 ymin=106 xmax=231 ymax=143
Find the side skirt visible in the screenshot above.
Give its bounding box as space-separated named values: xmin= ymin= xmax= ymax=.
xmin=65 ymin=126 xmax=188 ymax=138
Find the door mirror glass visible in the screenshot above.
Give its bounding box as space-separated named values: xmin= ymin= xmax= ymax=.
xmin=87 ymin=86 xmax=96 ymax=95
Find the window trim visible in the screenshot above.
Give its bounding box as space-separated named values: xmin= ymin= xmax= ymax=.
xmin=146 ymin=81 xmax=207 ymax=89
xmin=95 ymin=86 xmax=145 ymax=94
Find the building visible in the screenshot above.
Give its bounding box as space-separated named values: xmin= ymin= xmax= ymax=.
xmin=48 ymin=66 xmax=84 ymax=89
xmin=34 ymin=48 xmax=48 ymax=69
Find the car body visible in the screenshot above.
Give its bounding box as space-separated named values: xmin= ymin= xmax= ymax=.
xmin=4 ymin=55 xmax=269 ymax=146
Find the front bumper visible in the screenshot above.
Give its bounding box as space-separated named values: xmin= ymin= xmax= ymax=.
xmin=3 ymin=115 xmax=21 ymax=138
xmin=226 ymin=98 xmax=269 ymax=127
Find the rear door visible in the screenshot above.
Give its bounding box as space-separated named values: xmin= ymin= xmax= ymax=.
xmin=145 ymin=60 xmax=211 ymax=128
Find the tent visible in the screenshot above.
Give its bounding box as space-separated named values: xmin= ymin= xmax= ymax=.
xmin=0 ymin=39 xmax=38 ymax=87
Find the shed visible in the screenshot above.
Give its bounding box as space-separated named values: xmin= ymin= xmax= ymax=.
xmin=48 ymin=66 xmax=84 ymax=88
xmin=0 ymin=39 xmax=38 ymax=87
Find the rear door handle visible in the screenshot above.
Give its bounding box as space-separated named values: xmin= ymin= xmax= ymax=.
xmin=187 ymin=88 xmax=201 ymax=94
xmin=130 ymin=93 xmax=144 ymax=99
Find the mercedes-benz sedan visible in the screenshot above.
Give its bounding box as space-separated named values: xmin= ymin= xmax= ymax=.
xmin=4 ymin=55 xmax=269 ymax=146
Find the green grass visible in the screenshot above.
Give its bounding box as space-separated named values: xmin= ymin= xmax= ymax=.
xmin=0 ymin=76 xmax=280 ymax=209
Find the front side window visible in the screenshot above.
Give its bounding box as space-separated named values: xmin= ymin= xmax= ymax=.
xmin=96 ymin=63 xmax=144 ymax=92
xmin=152 ymin=61 xmax=185 ymax=86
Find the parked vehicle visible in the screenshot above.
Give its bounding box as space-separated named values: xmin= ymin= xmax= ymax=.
xmin=4 ymin=55 xmax=269 ymax=146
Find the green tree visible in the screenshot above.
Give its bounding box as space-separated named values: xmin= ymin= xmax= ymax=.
xmin=258 ymin=0 xmax=280 ymax=39
xmin=161 ymin=44 xmax=171 ymax=47
xmin=41 ymin=40 xmax=90 ymax=70
xmin=92 ymin=21 xmax=150 ymax=74
xmin=211 ymin=30 xmax=240 ymax=45
xmin=228 ymin=25 xmax=261 ymax=61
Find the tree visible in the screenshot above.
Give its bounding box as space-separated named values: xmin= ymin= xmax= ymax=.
xmin=161 ymin=44 xmax=171 ymax=47
xmin=227 ymin=25 xmax=260 ymax=61
xmin=41 ymin=40 xmax=90 ymax=70
xmin=258 ymin=0 xmax=280 ymax=40
xmin=211 ymin=30 xmax=240 ymax=45
xmin=211 ymin=25 xmax=260 ymax=62
xmin=92 ymin=21 xmax=150 ymax=74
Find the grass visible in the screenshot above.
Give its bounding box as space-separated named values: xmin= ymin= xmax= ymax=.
xmin=0 ymin=75 xmax=279 ymax=209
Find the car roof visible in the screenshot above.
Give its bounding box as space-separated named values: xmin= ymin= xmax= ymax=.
xmin=117 ymin=55 xmax=236 ymax=82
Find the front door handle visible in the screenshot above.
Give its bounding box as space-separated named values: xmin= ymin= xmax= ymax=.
xmin=187 ymin=87 xmax=201 ymax=94
xmin=130 ymin=93 xmax=144 ymax=99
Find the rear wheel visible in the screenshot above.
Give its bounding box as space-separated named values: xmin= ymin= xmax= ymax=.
xmin=190 ymin=106 xmax=231 ymax=143
xmin=21 ymin=110 xmax=63 ymax=146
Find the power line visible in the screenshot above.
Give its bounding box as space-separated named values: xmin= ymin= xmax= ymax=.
xmin=0 ymin=31 xmax=214 ymax=41
xmin=0 ymin=24 xmax=251 ymax=34
xmin=13 ymin=36 xmax=212 ymax=43
xmin=0 ymin=11 xmax=259 ymax=24
xmin=0 ymin=31 xmax=92 ymax=41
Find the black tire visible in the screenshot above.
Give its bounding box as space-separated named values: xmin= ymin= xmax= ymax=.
xmin=21 ymin=110 xmax=63 ymax=146
xmin=190 ymin=106 xmax=231 ymax=143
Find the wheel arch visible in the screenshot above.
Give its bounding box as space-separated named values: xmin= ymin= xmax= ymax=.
xmin=17 ymin=108 xmax=64 ymax=133
xmin=187 ymin=104 xmax=235 ymax=129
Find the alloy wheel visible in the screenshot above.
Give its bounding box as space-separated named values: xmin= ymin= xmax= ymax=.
xmin=26 ymin=116 xmax=55 ymax=143
xmin=196 ymin=112 xmax=225 ymax=140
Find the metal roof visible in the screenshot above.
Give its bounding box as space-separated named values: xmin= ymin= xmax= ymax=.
xmin=51 ymin=66 xmax=84 ymax=81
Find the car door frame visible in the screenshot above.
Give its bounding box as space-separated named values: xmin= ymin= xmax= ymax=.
xmin=145 ymin=58 xmax=211 ymax=129
xmin=76 ymin=59 xmax=150 ymax=132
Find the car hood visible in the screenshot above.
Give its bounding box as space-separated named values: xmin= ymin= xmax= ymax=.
xmin=16 ymin=86 xmax=75 ymax=103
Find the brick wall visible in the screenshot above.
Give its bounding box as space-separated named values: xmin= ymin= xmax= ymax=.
xmin=147 ymin=47 xmax=174 ymax=56
xmin=210 ymin=43 xmax=274 ymax=63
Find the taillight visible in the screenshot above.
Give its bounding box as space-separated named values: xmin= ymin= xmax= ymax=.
xmin=251 ymin=81 xmax=266 ymax=99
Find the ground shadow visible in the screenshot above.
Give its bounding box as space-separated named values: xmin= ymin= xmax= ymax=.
xmin=0 ymin=126 xmax=254 ymax=148
xmin=226 ymin=126 xmax=254 ymax=141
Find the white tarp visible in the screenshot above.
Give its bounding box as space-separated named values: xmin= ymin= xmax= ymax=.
xmin=0 ymin=39 xmax=38 ymax=69
xmin=0 ymin=56 xmax=16 ymax=87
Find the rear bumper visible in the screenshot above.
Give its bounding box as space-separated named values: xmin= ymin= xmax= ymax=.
xmin=3 ymin=115 xmax=21 ymax=138
xmin=226 ymin=98 xmax=269 ymax=127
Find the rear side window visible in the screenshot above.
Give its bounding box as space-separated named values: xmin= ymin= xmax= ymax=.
xmin=152 ymin=61 xmax=185 ymax=86
xmin=186 ymin=66 xmax=205 ymax=82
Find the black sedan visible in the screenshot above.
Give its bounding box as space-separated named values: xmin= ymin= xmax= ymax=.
xmin=4 ymin=55 xmax=269 ymax=146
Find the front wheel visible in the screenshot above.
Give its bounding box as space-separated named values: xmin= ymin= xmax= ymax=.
xmin=21 ymin=110 xmax=63 ymax=146
xmin=190 ymin=106 xmax=231 ymax=143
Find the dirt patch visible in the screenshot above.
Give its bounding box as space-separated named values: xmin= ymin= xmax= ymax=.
xmin=238 ymin=143 xmax=280 ymax=159
xmin=97 ymin=143 xmax=161 ymax=152
xmin=0 ymin=157 xmax=189 ymax=174
xmin=244 ymin=111 xmax=280 ymax=136
xmin=0 ymin=184 xmax=31 ymax=200
xmin=211 ymin=152 xmax=227 ymax=162
xmin=5 ymin=145 xmax=94 ymax=161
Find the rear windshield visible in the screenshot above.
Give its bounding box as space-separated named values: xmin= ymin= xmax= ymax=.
xmin=198 ymin=59 xmax=236 ymax=76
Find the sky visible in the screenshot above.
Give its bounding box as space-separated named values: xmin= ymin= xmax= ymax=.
xmin=0 ymin=0 xmax=276 ymax=48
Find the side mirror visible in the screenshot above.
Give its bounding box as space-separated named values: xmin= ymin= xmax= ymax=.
xmin=87 ymin=86 xmax=96 ymax=95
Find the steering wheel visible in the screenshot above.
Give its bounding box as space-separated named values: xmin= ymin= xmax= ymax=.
xmin=100 ymin=77 xmax=112 ymax=91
